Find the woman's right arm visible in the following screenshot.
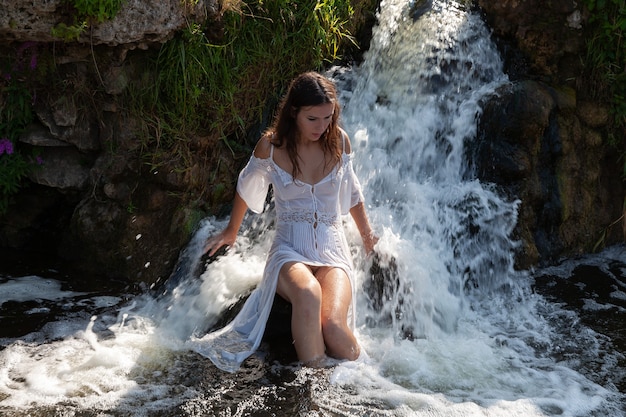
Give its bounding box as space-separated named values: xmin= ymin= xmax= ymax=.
xmin=203 ymin=135 xmax=272 ymax=256
xmin=204 ymin=192 xmax=249 ymax=256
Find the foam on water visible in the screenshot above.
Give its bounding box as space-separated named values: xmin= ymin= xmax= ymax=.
xmin=0 ymin=276 xmax=85 ymax=306
xmin=1 ymin=0 xmax=625 ymax=415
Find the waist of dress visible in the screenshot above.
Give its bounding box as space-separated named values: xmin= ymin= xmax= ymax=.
xmin=277 ymin=211 xmax=340 ymax=227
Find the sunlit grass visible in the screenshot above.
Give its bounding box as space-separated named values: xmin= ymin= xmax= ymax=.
xmin=125 ymin=0 xmax=368 ymax=198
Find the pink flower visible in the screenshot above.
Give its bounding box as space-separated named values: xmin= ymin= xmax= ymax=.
xmin=15 ymin=42 xmax=38 ymax=72
xmin=0 ymin=138 xmax=13 ymax=155
xmin=29 ymin=54 xmax=37 ymax=70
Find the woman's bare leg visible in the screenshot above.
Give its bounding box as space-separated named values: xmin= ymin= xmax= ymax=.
xmin=316 ymin=267 xmax=360 ymax=360
xmin=276 ymin=262 xmax=326 ymax=363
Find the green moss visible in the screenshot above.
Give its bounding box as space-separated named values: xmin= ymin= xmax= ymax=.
xmin=52 ymin=0 xmax=126 ymax=40
xmin=184 ymin=209 xmax=206 ymax=236
xmin=71 ymin=0 xmax=126 ymax=22
xmin=581 ymin=0 xmax=626 ymax=129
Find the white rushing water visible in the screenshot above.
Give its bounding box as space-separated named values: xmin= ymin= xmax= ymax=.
xmin=1 ymin=0 xmax=624 ymax=415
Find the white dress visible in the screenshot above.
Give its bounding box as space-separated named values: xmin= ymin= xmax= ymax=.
xmin=192 ymin=137 xmax=365 ymax=372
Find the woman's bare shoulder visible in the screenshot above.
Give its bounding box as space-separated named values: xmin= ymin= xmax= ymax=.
xmin=253 ymin=132 xmax=273 ymax=159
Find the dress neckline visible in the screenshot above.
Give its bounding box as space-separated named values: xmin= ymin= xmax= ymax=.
xmin=266 ymin=132 xmax=348 ymax=186
xmin=270 ymin=156 xmax=339 ymax=187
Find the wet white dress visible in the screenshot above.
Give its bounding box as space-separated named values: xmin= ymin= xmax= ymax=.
xmin=192 ymin=137 xmax=364 ymax=372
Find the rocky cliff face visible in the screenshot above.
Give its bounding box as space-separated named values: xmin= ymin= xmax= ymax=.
xmin=0 ymin=0 xmax=217 ymax=46
xmin=1 ymin=0 xmax=221 ymax=283
xmin=475 ymin=0 xmax=624 ymax=267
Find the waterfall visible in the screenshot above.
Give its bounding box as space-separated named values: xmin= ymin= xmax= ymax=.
xmin=333 ymin=0 xmax=521 ymax=340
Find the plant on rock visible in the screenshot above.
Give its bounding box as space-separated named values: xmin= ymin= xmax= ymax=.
xmin=0 ymin=43 xmax=45 ymax=214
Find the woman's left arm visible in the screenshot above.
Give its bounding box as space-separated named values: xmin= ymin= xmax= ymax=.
xmin=341 ymin=129 xmax=378 ymax=254
xmin=350 ymin=202 xmax=378 ymax=255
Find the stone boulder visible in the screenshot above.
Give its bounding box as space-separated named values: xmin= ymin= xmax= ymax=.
xmin=0 ymin=0 xmax=218 ymax=46
xmin=478 ymin=0 xmax=585 ymax=83
xmin=474 ymin=0 xmax=625 ymax=265
xmin=473 ymin=81 xmax=622 ymax=267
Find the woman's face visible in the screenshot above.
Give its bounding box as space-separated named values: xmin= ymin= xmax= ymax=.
xmin=295 ymin=102 xmax=334 ymax=143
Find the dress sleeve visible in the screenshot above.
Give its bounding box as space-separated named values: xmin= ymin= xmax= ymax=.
xmin=339 ymin=155 xmax=365 ymax=215
xmin=236 ymin=156 xmax=272 ymax=213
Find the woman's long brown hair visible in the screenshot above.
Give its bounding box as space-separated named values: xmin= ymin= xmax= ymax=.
xmin=266 ymin=72 xmax=342 ymax=180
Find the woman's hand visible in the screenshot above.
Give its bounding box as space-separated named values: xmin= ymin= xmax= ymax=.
xmin=363 ymin=232 xmax=379 ymax=256
xmin=203 ymin=192 xmax=250 ymax=257
xmin=204 ymin=228 xmax=237 ymax=257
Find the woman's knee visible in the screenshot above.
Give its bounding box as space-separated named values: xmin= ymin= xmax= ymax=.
xmin=321 ymin=314 xmax=350 ymax=342
xmin=279 ymin=263 xmax=322 ymax=305
xmin=322 ymin=316 xmax=359 ymax=360
xmin=294 ymin=279 xmax=323 ymax=308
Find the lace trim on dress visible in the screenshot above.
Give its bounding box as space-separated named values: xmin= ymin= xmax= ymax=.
xmin=253 ymin=155 xmax=274 ymax=171
xmin=278 ymin=211 xmax=340 ymax=226
xmin=250 ymin=153 xmax=294 ymax=186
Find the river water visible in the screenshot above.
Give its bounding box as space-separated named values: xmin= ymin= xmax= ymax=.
xmin=1 ymin=0 xmax=625 ymax=415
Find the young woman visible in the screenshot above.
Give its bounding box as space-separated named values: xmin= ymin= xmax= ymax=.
xmin=200 ymin=71 xmax=377 ymax=372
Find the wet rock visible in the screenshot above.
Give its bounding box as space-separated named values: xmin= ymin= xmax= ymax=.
xmin=577 ymin=101 xmax=610 ymax=128
xmin=35 ymin=99 xmax=101 ymax=152
xmin=19 ymin=123 xmax=72 ymax=147
xmin=51 ymin=95 xmax=77 ymax=127
xmin=478 ymin=0 xmax=585 ymax=83
xmin=410 ymin=0 xmax=433 ymax=20
xmin=474 ymin=80 xmax=556 ymax=185
xmin=475 ymin=80 xmax=623 ymax=267
xmin=476 ymin=0 xmax=625 ymax=265
xmin=103 ymin=64 xmax=129 ymax=95
xmin=29 ymin=147 xmax=92 ymax=190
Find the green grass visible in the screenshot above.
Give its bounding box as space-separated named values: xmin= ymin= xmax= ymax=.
xmin=581 ymin=0 xmax=626 ymax=129
xmin=127 ymin=0 xmax=362 ymax=177
xmin=580 ymin=0 xmax=626 ymax=247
